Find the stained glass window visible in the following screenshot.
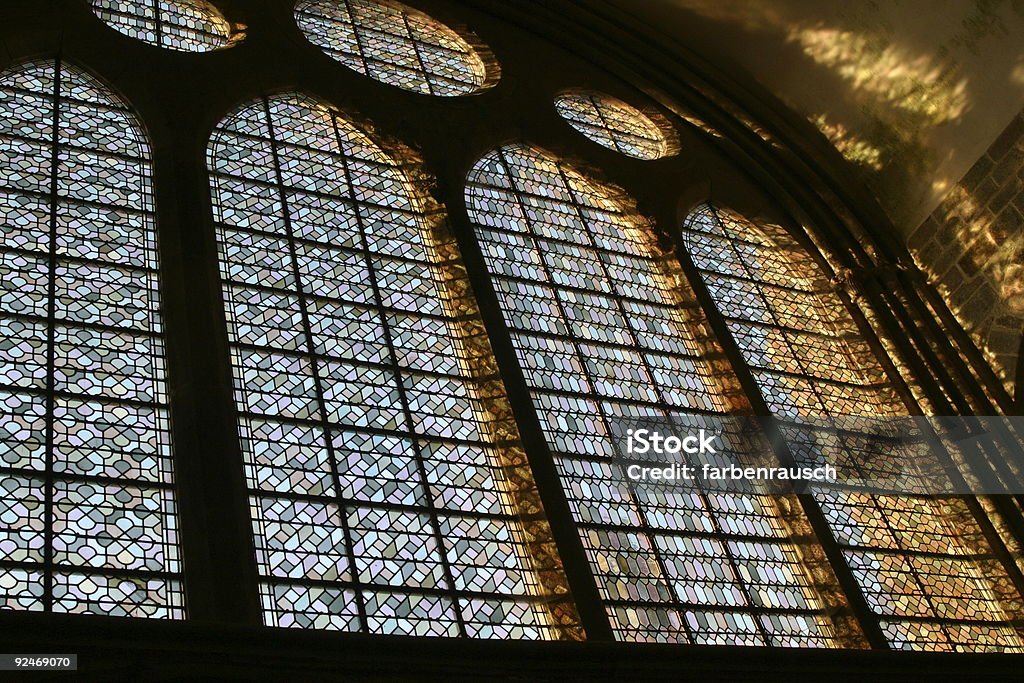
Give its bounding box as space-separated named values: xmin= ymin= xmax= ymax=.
xmin=683 ymin=203 xmax=1024 ymax=652
xmin=465 ymin=143 xmax=845 ymax=646
xmin=91 ymin=0 xmax=233 ymax=53
xmin=295 ymin=0 xmax=489 ymax=96
xmin=208 ymin=94 xmax=575 ymax=638
xmin=554 ymin=92 xmax=671 ymax=160
xmin=0 ymin=60 xmax=181 ymax=617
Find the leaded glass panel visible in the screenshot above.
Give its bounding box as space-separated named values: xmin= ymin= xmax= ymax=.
xmin=683 ymin=203 xmax=1024 ymax=652
xmin=91 ymin=0 xmax=233 ymax=53
xmin=295 ymin=0 xmax=489 ymax=96
xmin=554 ymin=91 xmax=670 ymax=160
xmin=0 ymin=60 xmax=181 ymax=617
xmin=209 ymin=95 xmax=571 ymax=638
xmin=466 ymin=144 xmax=839 ymax=646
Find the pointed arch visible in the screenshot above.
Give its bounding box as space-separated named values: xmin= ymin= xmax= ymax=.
xmin=0 ymin=59 xmax=182 ymax=617
xmin=682 ymin=202 xmax=1024 ymax=651
xmin=207 ymin=93 xmax=576 ymax=638
xmin=464 ymin=143 xmax=853 ymax=646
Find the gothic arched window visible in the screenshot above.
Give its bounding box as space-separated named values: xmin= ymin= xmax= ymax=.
xmin=207 ymin=94 xmax=573 ymax=638
xmin=0 ymin=60 xmax=181 ymax=617
xmin=295 ymin=0 xmax=491 ymax=96
xmin=464 ymin=144 xmax=844 ymax=646
xmin=682 ymin=203 xmax=1024 ymax=652
xmin=91 ymin=0 xmax=233 ymax=53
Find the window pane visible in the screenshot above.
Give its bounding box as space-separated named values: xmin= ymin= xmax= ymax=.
xmin=683 ymin=203 xmax=1024 ymax=652
xmin=555 ymin=91 xmax=671 ymax=160
xmin=295 ymin=0 xmax=489 ymax=96
xmin=466 ymin=144 xmax=840 ymax=646
xmin=209 ymin=95 xmax=575 ymax=638
xmin=0 ymin=60 xmax=181 ymax=617
xmin=91 ymin=0 xmax=232 ymax=53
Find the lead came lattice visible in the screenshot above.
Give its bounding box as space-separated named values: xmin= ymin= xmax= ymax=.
xmin=296 ymin=0 xmax=488 ymax=96
xmin=466 ymin=144 xmax=838 ymax=646
xmin=0 ymin=59 xmax=182 ymax=618
xmin=209 ymin=94 xmax=571 ymax=638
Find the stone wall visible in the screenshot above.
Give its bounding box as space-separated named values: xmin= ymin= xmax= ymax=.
xmin=908 ymin=112 xmax=1024 ymax=394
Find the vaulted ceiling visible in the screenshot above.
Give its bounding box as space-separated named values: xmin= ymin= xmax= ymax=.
xmin=600 ymin=0 xmax=1024 ymax=236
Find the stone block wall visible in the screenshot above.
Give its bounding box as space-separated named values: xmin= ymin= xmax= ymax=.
xmin=908 ymin=111 xmax=1024 ymax=395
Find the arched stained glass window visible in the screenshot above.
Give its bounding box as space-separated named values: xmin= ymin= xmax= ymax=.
xmin=0 ymin=60 xmax=181 ymax=617
xmin=465 ymin=143 xmax=845 ymax=646
xmin=295 ymin=0 xmax=490 ymax=96
xmin=682 ymin=203 xmax=1024 ymax=652
xmin=207 ymin=95 xmax=575 ymax=638
xmin=554 ymin=91 xmax=672 ymax=160
xmin=91 ymin=0 xmax=233 ymax=53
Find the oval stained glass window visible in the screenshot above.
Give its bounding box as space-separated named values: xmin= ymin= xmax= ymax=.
xmin=555 ymin=91 xmax=673 ymax=160
xmin=91 ymin=0 xmax=233 ymax=53
xmin=295 ymin=0 xmax=491 ymax=96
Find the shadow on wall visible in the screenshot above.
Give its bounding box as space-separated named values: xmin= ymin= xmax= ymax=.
xmin=909 ymin=111 xmax=1024 ymax=394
